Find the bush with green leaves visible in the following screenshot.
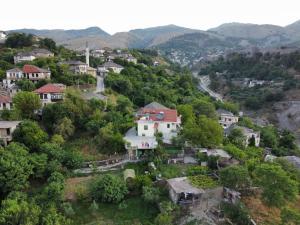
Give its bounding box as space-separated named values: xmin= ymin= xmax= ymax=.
xmin=142 ymin=186 xmax=160 ymax=203
xmin=90 ymin=174 xmax=128 ymax=203
xmin=220 ymin=165 xmax=251 ymax=191
xmin=188 ymin=175 xmax=218 ymax=189
xmin=13 ymin=91 xmax=41 ymax=119
xmin=13 ymin=120 xmax=48 ymax=151
xmin=0 ymin=143 xmax=33 ymax=196
xmin=253 ymin=163 xmax=298 ymax=207
xmin=221 ymin=202 xmax=252 ymax=225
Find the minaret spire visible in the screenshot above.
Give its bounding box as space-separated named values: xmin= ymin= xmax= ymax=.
xmin=85 ymin=41 xmax=89 ymax=67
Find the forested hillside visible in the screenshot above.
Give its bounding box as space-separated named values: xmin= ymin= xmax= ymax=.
xmin=0 ymin=33 xmax=300 ymax=225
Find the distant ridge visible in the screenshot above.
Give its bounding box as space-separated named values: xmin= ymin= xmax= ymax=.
xmin=7 ymin=20 xmax=300 ymax=66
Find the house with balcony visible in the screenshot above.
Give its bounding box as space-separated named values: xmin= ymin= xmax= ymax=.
xmin=124 ymin=102 xmax=181 ymax=159
xmin=22 ymin=64 xmax=51 ymax=83
xmin=3 ymin=65 xmax=51 ymax=88
xmin=217 ymin=109 xmax=239 ymax=129
xmin=34 ymin=83 xmax=65 ymax=106
xmin=0 ymin=121 xmax=21 ymax=146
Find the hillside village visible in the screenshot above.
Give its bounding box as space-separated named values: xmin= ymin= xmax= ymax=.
xmin=0 ymin=31 xmax=299 ymax=225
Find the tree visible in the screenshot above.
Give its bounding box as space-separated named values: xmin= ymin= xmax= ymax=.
xmin=54 ymin=117 xmax=75 ymax=139
xmin=177 ymin=104 xmax=195 ymax=124
xmin=30 ymin=153 xmax=48 ymax=179
xmin=91 ymin=174 xmax=128 ymax=203
xmin=42 ymin=103 xmax=69 ymax=132
xmin=40 ymin=205 xmax=71 ymax=225
xmin=0 ymin=192 xmax=41 ymax=225
xmin=142 ymin=186 xmax=160 ymax=203
xmin=5 ymin=33 xmax=34 ymax=48
xmin=16 ymin=79 xmax=36 ymax=91
xmin=39 ymin=142 xmax=64 ymax=162
xmin=220 ymin=166 xmax=251 ymax=191
xmin=261 ymin=126 xmax=278 ymax=148
xmin=95 ymin=123 xmax=125 ymax=153
xmin=279 ymin=130 xmax=297 ymax=150
xmin=183 ymin=115 xmax=223 ymax=148
xmin=192 ymin=99 xmax=216 ymax=118
xmin=0 ymin=143 xmax=33 ymax=196
xmin=253 ymin=163 xmax=298 ymax=207
xmin=228 ymin=128 xmax=247 ymax=149
xmin=13 ymin=91 xmax=41 ymax=119
xmin=224 ymin=144 xmax=247 ymax=161
xmin=13 ymin=120 xmax=48 ymax=151
xmin=116 ymin=95 xmax=133 ymax=115
xmin=221 ymin=202 xmax=252 ymax=225
xmin=39 ymin=38 xmax=56 ymax=52
xmin=51 ymin=134 xmax=65 ymax=145
xmin=154 ymin=213 xmax=173 ymax=225
xmin=42 ymin=172 xmax=65 ymax=204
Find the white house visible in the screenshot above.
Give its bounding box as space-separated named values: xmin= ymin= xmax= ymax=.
xmin=3 ymin=65 xmax=51 ymax=88
xmin=14 ymin=49 xmax=54 ymax=64
xmin=3 ymin=68 xmax=24 ymax=88
xmin=217 ymin=109 xmax=239 ymax=129
xmin=124 ymin=102 xmax=181 ymax=159
xmin=0 ymin=121 xmax=21 ymax=146
xmin=126 ymin=55 xmax=137 ymax=64
xmin=91 ymin=49 xmax=105 ymax=58
xmin=14 ymin=52 xmax=36 ymax=64
xmin=34 ymin=83 xmax=65 ymax=106
xmin=97 ymin=61 xmax=124 ymax=74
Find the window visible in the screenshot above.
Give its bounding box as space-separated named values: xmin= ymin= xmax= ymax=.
xmin=40 ymin=94 xmax=43 ymax=99
xmin=43 ymin=94 xmax=48 ymax=99
xmin=3 ymin=103 xmax=6 ymax=109
xmin=167 ymin=124 xmax=170 ymax=128
xmin=6 ymin=128 xmax=10 ymax=135
xmin=144 ymin=125 xmax=148 ymax=130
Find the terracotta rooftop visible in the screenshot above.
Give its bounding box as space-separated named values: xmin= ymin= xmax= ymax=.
xmin=23 ymin=64 xmax=49 ymax=73
xmin=139 ymin=108 xmax=179 ymax=122
xmin=0 ymin=95 xmax=12 ymax=103
xmin=34 ymin=83 xmax=65 ymax=94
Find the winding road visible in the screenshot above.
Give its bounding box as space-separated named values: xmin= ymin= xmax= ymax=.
xmin=192 ymin=72 xmax=223 ymax=102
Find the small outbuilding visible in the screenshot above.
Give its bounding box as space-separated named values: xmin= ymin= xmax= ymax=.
xmin=167 ymin=177 xmax=204 ymax=205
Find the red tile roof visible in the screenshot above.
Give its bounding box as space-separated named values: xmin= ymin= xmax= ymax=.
xmin=140 ymin=108 xmax=178 ymax=122
xmin=34 ymin=83 xmax=65 ymax=94
xmin=0 ymin=95 xmax=12 ymax=103
xmin=22 ymin=64 xmax=49 ymax=73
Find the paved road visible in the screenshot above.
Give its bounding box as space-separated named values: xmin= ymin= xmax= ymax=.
xmin=192 ymin=72 xmax=223 ymax=102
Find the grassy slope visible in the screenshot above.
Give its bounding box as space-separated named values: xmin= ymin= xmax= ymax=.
xmin=71 ymin=197 xmax=158 ymax=225
xmin=243 ymin=195 xmax=300 ymax=225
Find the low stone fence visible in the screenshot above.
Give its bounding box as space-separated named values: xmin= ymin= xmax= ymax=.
xmin=81 ymin=155 xmax=128 ymax=168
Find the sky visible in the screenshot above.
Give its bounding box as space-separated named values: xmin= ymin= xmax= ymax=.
xmin=1 ymin=0 xmax=300 ymax=34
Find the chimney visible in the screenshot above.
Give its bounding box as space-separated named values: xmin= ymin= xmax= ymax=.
xmin=85 ymin=41 xmax=89 ymax=67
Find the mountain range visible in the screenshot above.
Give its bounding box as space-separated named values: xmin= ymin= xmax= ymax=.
xmin=8 ymin=20 xmax=300 ymax=66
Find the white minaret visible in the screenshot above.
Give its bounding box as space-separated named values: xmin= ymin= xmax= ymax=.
xmin=85 ymin=41 xmax=89 ymax=67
